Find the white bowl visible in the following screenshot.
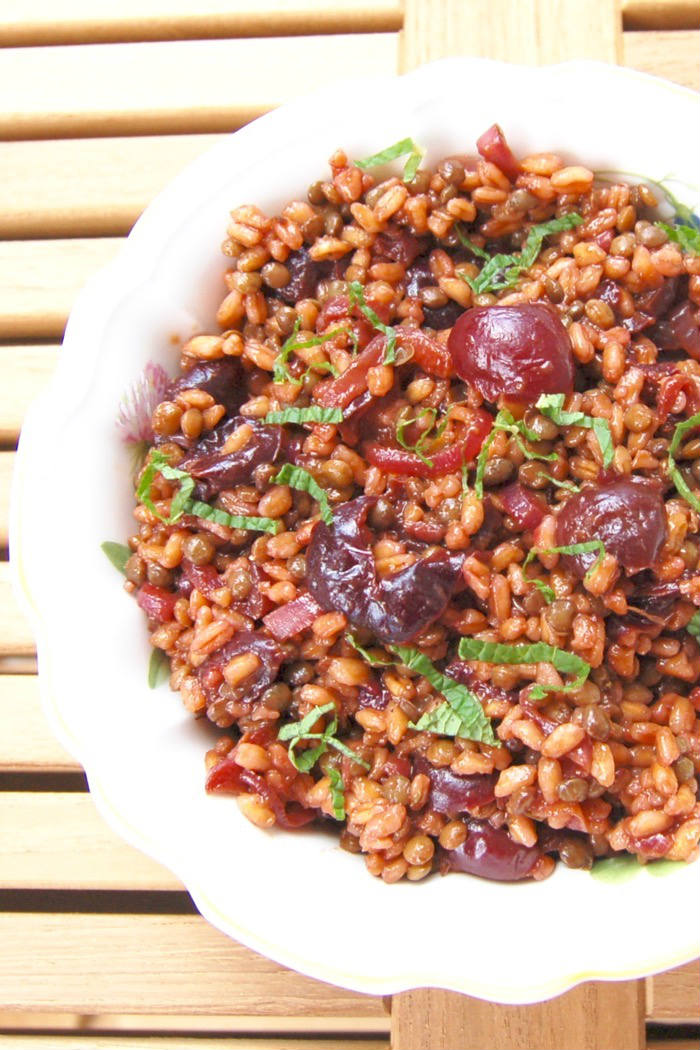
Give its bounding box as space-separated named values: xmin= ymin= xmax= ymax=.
xmin=12 ymin=57 xmax=700 ymax=1004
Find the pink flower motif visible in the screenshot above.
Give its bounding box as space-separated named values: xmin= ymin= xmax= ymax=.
xmin=116 ymin=361 xmax=170 ymax=445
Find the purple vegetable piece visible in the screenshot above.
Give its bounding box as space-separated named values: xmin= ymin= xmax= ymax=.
xmin=440 ymin=818 xmax=541 ymax=881
xmin=167 ymin=358 xmax=245 ymax=417
xmin=305 ymin=496 xmax=463 ymax=644
xmin=178 ymin=416 xmax=283 ymax=499
xmin=197 ymin=630 xmax=284 ymax=725
xmin=413 ymin=755 xmax=497 ymax=818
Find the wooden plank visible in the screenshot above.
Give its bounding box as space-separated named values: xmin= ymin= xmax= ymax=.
xmin=0 ymin=793 xmax=182 ymax=891
xmin=0 ymin=453 xmax=12 ymax=546
xmin=0 ymin=563 xmax=35 ymax=657
xmin=0 ymin=239 xmax=122 ymax=340
xmin=391 ymin=984 xmax=646 ymax=1050
xmin=0 ymin=1011 xmax=389 ymax=1035
xmin=622 ymin=0 xmax=700 ymax=30
xmin=0 ymin=36 xmax=398 ymax=140
xmin=0 ymin=675 xmax=77 ymax=772
xmin=0 ymin=1038 xmax=388 ymax=1050
xmin=0 ymin=0 xmax=402 ymax=45
xmin=0 ymin=349 xmax=58 ymax=443
xmin=647 ymin=961 xmax=700 ymax=1023
xmin=623 ymin=29 xmax=700 ymax=89
xmin=400 ymin=0 xmax=621 ymax=69
xmin=0 ymin=137 xmax=223 ymax=238
xmin=646 ymin=1041 xmax=700 ymax=1050
xmin=0 ymin=913 xmax=385 ymax=1018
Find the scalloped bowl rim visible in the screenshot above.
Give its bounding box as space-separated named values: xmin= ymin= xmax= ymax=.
xmin=11 ymin=57 xmax=700 ymax=1004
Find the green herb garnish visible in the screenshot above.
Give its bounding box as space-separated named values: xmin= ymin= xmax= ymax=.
xmin=474 ymin=409 xmax=556 ymax=499
xmin=328 ymin=765 xmax=346 ymax=821
xmin=461 ymin=461 xmax=470 ymax=496
xmin=395 ymin=406 xmax=451 ymax=468
xmin=184 ymin=498 xmax=281 ymax=535
xmin=667 ymin=412 xmax=700 ymax=513
xmin=536 ymin=393 xmax=614 ymax=468
xmin=273 ymin=463 xmax=333 ymax=525
xmin=524 ymin=540 xmax=607 ymax=581
xmin=148 ymin=648 xmax=170 ymax=689
xmin=457 ymin=637 xmax=590 ymax=701
xmin=138 ymin=452 xmax=280 ymax=534
xmin=536 ymin=471 xmax=580 ymax=493
xmin=391 ymin=645 xmax=496 ymax=745
xmin=273 ymin=319 xmax=341 ymax=385
xmin=346 ymin=633 xmax=393 ymax=666
xmin=656 ymin=221 xmax=700 ymax=255
xmin=356 ymin=137 xmax=424 ymax=184
xmin=278 ymin=701 xmax=370 ymax=773
xmin=347 ymin=281 xmax=397 ymax=364
xmin=533 ymin=579 xmax=556 ymax=604
xmin=262 ymin=405 xmax=344 ymax=426
xmin=687 ymin=610 xmax=700 ymax=638
xmin=101 ymin=541 xmax=131 ymax=575
xmin=462 ymin=214 xmax=583 ymax=295
xmin=455 ymin=226 xmax=492 ymax=262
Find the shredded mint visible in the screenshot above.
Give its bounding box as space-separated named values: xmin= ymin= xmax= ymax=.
xmin=273 ymin=319 xmax=341 ymax=385
xmin=455 ymin=226 xmax=492 ymax=262
xmin=391 ymin=645 xmax=496 ymax=745
xmin=273 ymin=463 xmax=333 ymax=525
xmin=536 ymin=393 xmax=613 ymax=468
xmin=183 ymin=498 xmax=281 ymax=535
xmin=395 ymin=406 xmax=451 ymax=468
xmin=347 ymin=281 xmax=397 ymax=364
xmin=462 ymin=214 xmax=583 ymax=295
xmin=356 ymin=137 xmax=424 ymax=184
xmin=687 ymin=611 xmax=700 ymax=638
xmin=656 ymin=221 xmax=700 ymax=256
xmin=536 ymin=471 xmax=580 ymax=493
xmin=461 ymin=461 xmax=470 ymax=496
xmin=262 ymin=405 xmax=343 ymax=426
xmin=138 ymin=452 xmax=279 ymax=534
xmin=101 ymin=541 xmax=131 ymax=575
xmin=458 ymin=637 xmax=590 ymax=701
xmin=346 ymin=633 xmax=393 ymax=666
xmin=524 ymin=540 xmax=607 ymax=581
xmin=474 ymin=409 xmax=556 ymax=499
xmin=667 ymin=412 xmax=700 ymax=513
xmin=278 ymin=701 xmax=370 ymax=773
xmin=328 ymin=765 xmax=346 ymax=821
xmin=533 ymin=579 xmax=556 ymax=604
xmin=148 ymin=647 xmax=170 ymax=689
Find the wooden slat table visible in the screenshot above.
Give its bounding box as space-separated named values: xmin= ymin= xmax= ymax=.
xmin=1 ymin=2 xmax=698 ymax=1049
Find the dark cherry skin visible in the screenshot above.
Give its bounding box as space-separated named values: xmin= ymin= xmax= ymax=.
xmin=556 ymin=475 xmax=667 ymax=577
xmin=448 ymin=304 xmax=575 ymax=404
xmin=499 ymin=483 xmax=547 ymax=530
xmin=405 ymin=255 xmax=464 ymax=330
xmin=167 ymin=358 xmax=245 ymax=417
xmin=305 ymin=496 xmax=463 ymax=644
xmin=196 ymin=630 xmax=284 ymax=720
xmin=206 ymin=758 xmax=315 ymax=828
xmin=476 ymin=124 xmax=521 ymax=182
xmin=412 ymin=755 xmax=497 ymax=818
xmin=136 ymin=583 xmax=177 ymax=624
xmin=178 ymin=415 xmax=283 ymax=500
xmin=440 ymin=819 xmax=542 ymax=881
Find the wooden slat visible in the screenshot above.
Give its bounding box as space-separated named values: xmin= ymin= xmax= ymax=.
xmin=0 ymin=453 xmax=12 ymax=546
xmin=0 ymin=793 xmax=181 ymax=891
xmin=0 ymin=0 xmax=402 ymax=45
xmin=391 ymin=984 xmax=645 ymax=1050
xmin=0 ymin=36 xmax=398 ymax=140
xmin=0 ymin=239 xmax=122 ymax=340
xmin=0 ymin=913 xmax=386 ymax=1018
xmin=623 ymin=29 xmax=700 ymax=89
xmin=0 ymin=349 xmax=58 ymax=443
xmin=646 ymin=1041 xmax=700 ymax=1050
xmin=0 ymin=563 xmax=34 ymax=657
xmin=0 ymin=1011 xmax=389 ymax=1035
xmin=400 ymin=0 xmax=621 ymax=69
xmin=622 ymin=0 xmax=700 ymax=30
xmin=0 ymin=675 xmax=77 ymax=772
xmin=647 ymin=961 xmax=700 ymax=1023
xmin=0 ymin=1039 xmax=388 ymax=1050
xmin=0 ymin=137 xmax=223 ymax=238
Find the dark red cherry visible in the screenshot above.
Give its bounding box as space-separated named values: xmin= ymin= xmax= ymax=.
xmin=447 ymin=304 xmax=575 ymax=403
xmin=556 ymin=475 xmax=666 ymax=576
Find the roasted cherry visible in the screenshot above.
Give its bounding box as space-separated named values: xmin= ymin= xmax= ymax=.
xmin=556 ymin=475 xmax=666 ymax=576
xmin=447 ymin=304 xmax=575 ymax=403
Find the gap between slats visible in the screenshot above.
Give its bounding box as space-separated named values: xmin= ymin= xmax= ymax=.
xmin=0 ymin=35 xmax=399 ymax=140
xmin=0 ymin=0 xmax=402 ymax=46
xmin=622 ymin=0 xmax=700 ymax=30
